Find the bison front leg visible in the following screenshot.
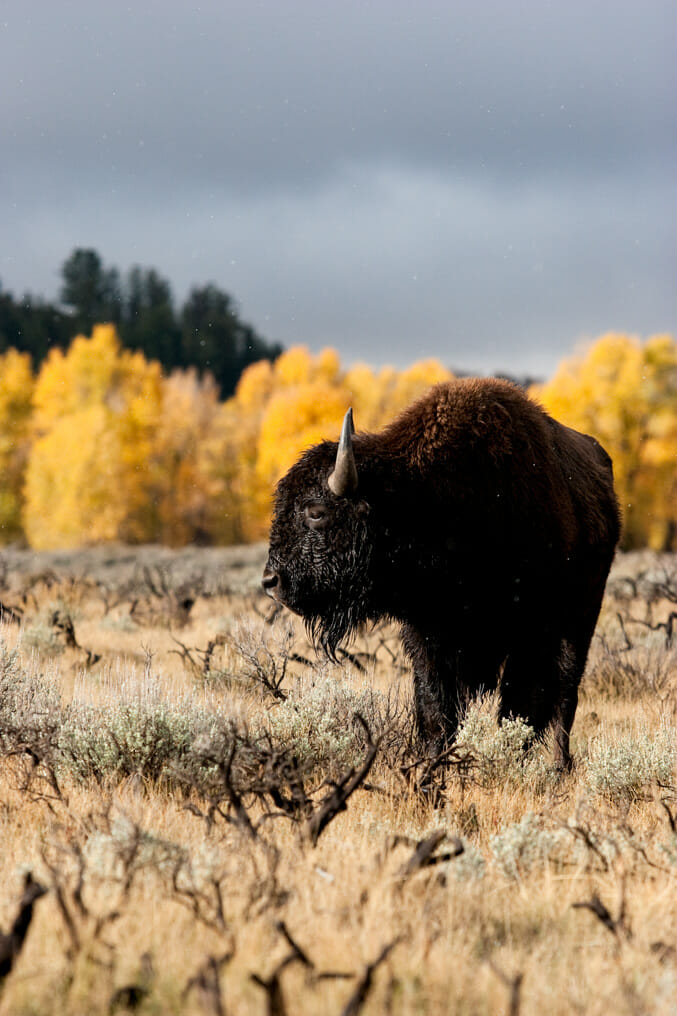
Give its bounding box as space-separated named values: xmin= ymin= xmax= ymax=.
xmin=401 ymin=626 xmax=451 ymax=750
xmin=402 ymin=625 xmax=502 ymax=753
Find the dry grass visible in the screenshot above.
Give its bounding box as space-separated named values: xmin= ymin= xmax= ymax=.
xmin=0 ymin=547 xmax=675 ymax=1015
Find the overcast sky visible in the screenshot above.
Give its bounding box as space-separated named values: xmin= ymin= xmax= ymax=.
xmin=1 ymin=0 xmax=675 ymax=376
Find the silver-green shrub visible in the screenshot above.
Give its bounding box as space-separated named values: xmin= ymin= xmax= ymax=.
xmin=489 ymin=813 xmax=627 ymax=879
xmin=451 ymin=841 xmax=486 ymax=882
xmin=265 ymin=672 xmax=389 ymax=774
xmin=59 ymin=699 xmax=199 ymax=786
xmin=21 ymin=619 xmax=66 ymax=655
xmin=658 ymin=835 xmax=677 ymax=868
xmin=83 ymin=812 xmax=186 ymax=884
xmin=583 ymin=725 xmax=677 ymax=801
xmin=58 ymin=674 xmax=224 ymax=786
xmin=0 ymin=636 xmax=62 ymax=757
xmin=455 ymin=695 xmax=551 ymax=789
xmin=489 ymin=812 xmax=560 ymax=879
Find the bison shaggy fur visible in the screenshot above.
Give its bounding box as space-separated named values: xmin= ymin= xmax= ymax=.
xmin=263 ymin=378 xmax=620 ymax=769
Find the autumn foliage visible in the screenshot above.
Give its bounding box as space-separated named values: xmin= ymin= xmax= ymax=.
xmin=534 ymin=333 xmax=677 ymax=551
xmin=0 ymin=327 xmax=675 ymax=549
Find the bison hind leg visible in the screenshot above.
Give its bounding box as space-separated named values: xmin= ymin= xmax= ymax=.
xmin=499 ymin=635 xmax=585 ymax=771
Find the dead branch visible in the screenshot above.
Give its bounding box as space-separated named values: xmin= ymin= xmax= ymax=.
xmin=51 ymin=609 xmax=101 ymax=666
xmin=618 ymin=821 xmax=670 ymax=873
xmin=250 ymin=949 xmax=305 ymax=1016
xmin=661 ymin=800 xmax=676 ymax=834
xmin=128 ymin=565 xmax=202 ymax=629
xmin=487 ymin=959 xmax=524 ymax=1016
xmin=218 ymin=739 xmax=258 ymax=841
xmin=170 ymin=868 xmax=229 ymax=936
xmin=7 ymin=742 xmax=67 ymax=815
xmin=0 ymin=600 xmax=22 ymax=624
xmin=625 ymin=612 xmax=677 ymax=649
xmin=616 ymin=612 xmax=633 ymax=650
xmin=340 ymin=938 xmax=401 ymax=1016
xmin=226 ymin=624 xmax=293 ymax=702
xmin=274 ymin=921 xmax=313 ymax=971
xmin=169 ymin=634 xmax=229 ymax=679
xmin=572 ymin=880 xmax=631 ymax=942
xmin=396 ymin=829 xmax=464 ymax=880
xmin=0 ymin=872 xmax=47 ymax=986
xmin=203 ymin=634 xmax=228 ymax=676
xmin=109 ymin=952 xmax=154 ymax=1013
xmin=336 ymin=647 xmax=367 ymax=673
xmin=572 ymin=894 xmax=619 ymax=935
xmin=168 ymin=636 xmax=203 ymax=676
xmin=182 ymin=949 xmax=233 ymax=1016
xmin=400 ymin=741 xmax=474 ymax=801
xmin=271 ymin=921 xmax=353 ymax=984
xmin=304 ymin=715 xmax=379 ymax=847
xmin=650 ymin=941 xmax=677 ymax=965
xmin=40 ymin=848 xmax=82 ymax=959
xmin=564 ymin=822 xmax=612 ymax=872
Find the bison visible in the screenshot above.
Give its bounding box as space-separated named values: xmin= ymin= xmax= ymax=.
xmin=263 ymin=378 xmax=620 ymax=769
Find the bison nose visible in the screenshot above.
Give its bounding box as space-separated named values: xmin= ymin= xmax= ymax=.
xmin=262 ymin=568 xmax=279 ymax=594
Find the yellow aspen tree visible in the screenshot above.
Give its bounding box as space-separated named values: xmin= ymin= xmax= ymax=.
xmin=0 ymin=349 xmax=34 ymax=542
xmin=535 ymin=333 xmax=677 ymax=549
xmin=273 ymin=346 xmax=316 ymax=387
xmin=198 ymin=399 xmax=257 ymax=543
xmin=344 ymin=362 xmax=391 ymax=430
xmin=385 ymin=359 xmax=455 ymax=420
xmin=230 ymin=347 xmax=455 ymax=539
xmin=345 ymin=360 xmax=455 ymax=433
xmin=24 ymin=325 xmax=162 ymax=548
xmin=208 ymin=358 xmax=282 ymax=542
xmin=150 ymin=368 xmax=224 ymax=545
xmin=257 ymin=382 xmax=349 ymax=490
xmin=638 ymin=334 xmax=677 ymax=549
xmin=219 ymin=347 xmax=351 ymax=540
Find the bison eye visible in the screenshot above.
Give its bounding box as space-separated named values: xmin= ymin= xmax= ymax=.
xmin=304 ymin=503 xmax=329 ymax=530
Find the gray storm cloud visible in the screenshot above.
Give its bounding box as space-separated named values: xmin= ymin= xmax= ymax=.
xmin=1 ymin=0 xmax=675 ymax=375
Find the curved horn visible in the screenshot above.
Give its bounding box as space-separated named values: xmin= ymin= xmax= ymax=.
xmin=328 ymin=408 xmax=358 ymax=496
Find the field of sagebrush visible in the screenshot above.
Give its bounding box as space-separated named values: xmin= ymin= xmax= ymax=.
xmin=0 ymin=545 xmax=675 ymax=1016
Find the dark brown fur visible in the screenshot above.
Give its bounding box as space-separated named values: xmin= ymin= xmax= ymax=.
xmin=264 ymin=379 xmax=620 ymax=768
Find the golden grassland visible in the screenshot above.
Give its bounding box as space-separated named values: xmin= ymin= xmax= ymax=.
xmin=0 ymin=546 xmax=675 ymax=1015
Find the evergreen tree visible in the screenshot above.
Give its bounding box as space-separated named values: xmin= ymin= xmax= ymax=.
xmin=180 ymin=284 xmax=282 ymax=398
xmin=3 ymin=250 xmax=282 ymax=398
xmin=59 ymin=248 xmax=121 ymax=332
xmin=0 ymin=289 xmax=72 ymax=364
xmin=120 ymin=266 xmax=181 ymax=368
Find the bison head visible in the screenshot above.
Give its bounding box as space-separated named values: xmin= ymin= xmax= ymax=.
xmin=263 ymin=409 xmax=373 ymax=658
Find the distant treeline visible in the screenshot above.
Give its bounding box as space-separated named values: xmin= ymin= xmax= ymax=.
xmin=0 ymin=248 xmax=283 ymax=398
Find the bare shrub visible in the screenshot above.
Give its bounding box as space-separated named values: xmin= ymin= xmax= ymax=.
xmin=226 ymin=617 xmax=301 ymax=701
xmin=585 ymin=634 xmax=677 ymax=700
xmin=128 ymin=564 xmax=203 ymax=629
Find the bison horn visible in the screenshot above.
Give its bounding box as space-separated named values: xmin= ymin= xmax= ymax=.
xmin=328 ymin=408 xmax=358 ymax=496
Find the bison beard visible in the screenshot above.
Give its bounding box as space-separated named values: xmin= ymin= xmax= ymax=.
xmin=263 ymin=380 xmax=620 ymax=769
xmin=288 ymin=516 xmax=373 ymax=661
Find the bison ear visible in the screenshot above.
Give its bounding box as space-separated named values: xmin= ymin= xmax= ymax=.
xmin=328 ymin=408 xmax=359 ymax=496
